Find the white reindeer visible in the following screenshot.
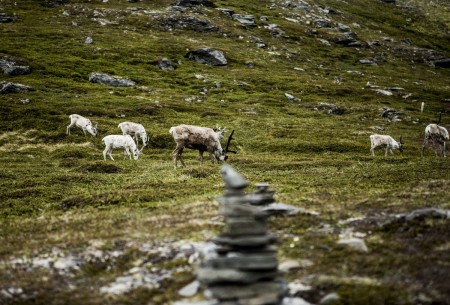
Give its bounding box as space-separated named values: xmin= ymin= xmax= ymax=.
xmin=169 ymin=124 xmax=235 ymax=169
xmin=102 ymin=135 xmax=142 ymax=161
xmin=370 ymin=134 xmax=403 ymax=156
xmin=118 ymin=122 xmax=148 ymax=148
xmin=66 ymin=114 xmax=98 ymax=137
xmin=421 ymin=115 xmax=449 ymax=157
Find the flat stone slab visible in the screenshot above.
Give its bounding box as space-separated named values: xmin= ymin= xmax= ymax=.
xmin=198 ymin=267 xmax=279 ymax=284
xmin=224 ymin=216 xmax=267 ymax=236
xmin=206 ymin=280 xmax=286 ymax=301
xmin=212 ymin=233 xmax=278 ymax=248
xmin=88 ymin=72 xmax=136 ymax=87
xmin=202 ymin=252 xmax=278 ymax=270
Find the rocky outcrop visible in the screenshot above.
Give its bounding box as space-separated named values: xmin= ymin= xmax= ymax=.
xmin=185 ymin=48 xmax=228 ymax=66
xmin=0 ymin=82 xmax=35 ymax=94
xmin=88 ymin=72 xmax=136 ymax=87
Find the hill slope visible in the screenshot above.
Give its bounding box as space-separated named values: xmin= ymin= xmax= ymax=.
xmin=0 ymin=0 xmax=449 ymax=304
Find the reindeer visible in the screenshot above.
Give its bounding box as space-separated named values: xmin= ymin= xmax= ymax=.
xmin=169 ymin=124 xmax=236 ymax=169
xmin=370 ymin=134 xmax=403 ymax=156
xmin=66 ymin=114 xmax=98 ymax=137
xmin=102 ymin=135 xmax=143 ymax=161
xmin=118 ymin=121 xmax=148 ymax=149
xmin=422 ymin=114 xmax=449 ymax=157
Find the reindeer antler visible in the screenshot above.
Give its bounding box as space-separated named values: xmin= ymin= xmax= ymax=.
xmin=225 ymin=130 xmax=237 ymax=154
xmin=437 ymin=113 xmax=442 ymax=125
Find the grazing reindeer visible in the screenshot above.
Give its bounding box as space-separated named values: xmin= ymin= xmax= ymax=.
xmin=169 ymin=124 xmax=236 ymax=169
xmin=66 ymin=114 xmax=98 ymax=137
xmin=370 ymin=134 xmax=403 ymax=156
xmin=118 ymin=121 xmax=148 ymax=148
xmin=422 ymin=114 xmax=449 ymax=157
xmin=102 ymin=135 xmax=143 ymax=161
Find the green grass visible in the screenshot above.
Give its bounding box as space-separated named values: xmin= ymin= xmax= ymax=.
xmin=0 ymin=0 xmax=449 ymax=304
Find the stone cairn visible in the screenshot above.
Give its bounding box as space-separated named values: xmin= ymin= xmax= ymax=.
xmin=197 ymin=164 xmax=288 ymax=305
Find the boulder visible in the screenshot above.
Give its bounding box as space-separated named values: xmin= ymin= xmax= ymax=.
xmin=88 ymin=72 xmax=135 ymax=87
xmin=163 ymin=15 xmax=218 ymax=32
xmin=0 ymin=82 xmax=34 ymax=94
xmin=0 ymin=13 xmax=17 ymax=23
xmin=185 ymin=48 xmax=227 ymax=66
xmin=433 ymin=58 xmax=450 ymax=68
xmin=0 ymin=57 xmax=32 ymax=76
xmin=156 ymin=58 xmax=175 ymax=71
xmin=176 ymin=0 xmax=215 ymax=7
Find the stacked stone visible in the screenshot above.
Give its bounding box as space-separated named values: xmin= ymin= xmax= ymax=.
xmin=197 ymin=164 xmax=287 ymax=305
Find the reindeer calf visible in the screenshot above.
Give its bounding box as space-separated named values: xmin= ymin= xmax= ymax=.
xmin=67 ymin=114 xmax=98 ymax=137
xmin=102 ymin=135 xmax=142 ymax=161
xmin=118 ymin=122 xmax=148 ymax=148
xmin=370 ymin=134 xmax=403 ymax=156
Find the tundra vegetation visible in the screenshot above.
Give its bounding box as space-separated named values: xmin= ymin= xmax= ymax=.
xmin=0 ymin=0 xmax=449 ymax=305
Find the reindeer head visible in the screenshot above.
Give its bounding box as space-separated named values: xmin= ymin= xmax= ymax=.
xmin=87 ymin=122 xmax=98 ymax=137
xmin=132 ymin=147 xmax=144 ymax=160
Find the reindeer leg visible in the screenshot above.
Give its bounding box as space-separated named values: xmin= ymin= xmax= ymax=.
xmin=172 ymin=145 xmax=185 ymax=169
xmin=421 ymin=139 xmax=427 ymax=157
xmin=370 ymin=147 xmax=375 ymax=157
xmin=107 ymin=147 xmax=114 ymax=160
xmin=385 ymin=146 xmax=389 ymax=156
xmin=198 ymin=150 xmax=204 ymax=162
xmin=66 ymin=124 xmax=72 ymax=135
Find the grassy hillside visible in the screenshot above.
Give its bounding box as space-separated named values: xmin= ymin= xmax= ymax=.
xmin=0 ymin=0 xmax=449 ymax=304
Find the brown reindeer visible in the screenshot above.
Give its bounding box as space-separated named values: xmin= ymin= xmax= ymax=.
xmin=169 ymin=124 xmax=235 ymax=169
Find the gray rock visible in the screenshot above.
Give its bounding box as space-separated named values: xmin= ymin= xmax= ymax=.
xmin=262 ymin=203 xmax=315 ymax=216
xmin=88 ymin=72 xmax=136 ymax=87
xmin=313 ymin=103 xmax=345 ymax=115
xmin=185 ymin=48 xmax=228 ymax=66
xmin=217 ymin=8 xmax=235 ymax=17
xmin=224 ymin=217 xmax=268 ymax=236
xmin=0 ymin=82 xmax=34 ymax=94
xmin=433 ymin=58 xmax=450 ymax=68
xmin=179 ymin=280 xmax=201 ymax=297
xmin=202 ymin=252 xmax=278 ymax=271
xmin=232 ymin=14 xmax=256 ymax=27
xmin=198 ymin=267 xmax=279 ymax=284
xmin=0 ymin=13 xmax=17 ymax=23
xmin=314 ymin=18 xmax=332 ymax=28
xmin=163 ymin=16 xmax=218 ymax=32
xmin=282 ymin=297 xmax=314 ymax=305
xmin=84 ymin=36 xmax=93 ymax=44
xmin=176 ymin=0 xmax=216 ymax=7
xmin=381 ymin=107 xmax=402 ymax=121
xmin=400 ymin=208 xmax=450 ymax=222
xmin=207 ymin=280 xmax=286 ymax=300
xmin=156 ymin=58 xmax=175 ymax=71
xmin=0 ymin=57 xmax=32 ymax=76
xmin=319 ymin=292 xmax=340 ymax=304
xmin=211 ymin=233 xmax=278 ymax=248
xmin=359 ymin=59 xmax=376 ymax=65
xmin=220 ymin=164 xmax=249 ymax=190
xmin=337 ymin=237 xmax=369 ymax=253
xmin=285 ymin=93 xmax=300 ymax=102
